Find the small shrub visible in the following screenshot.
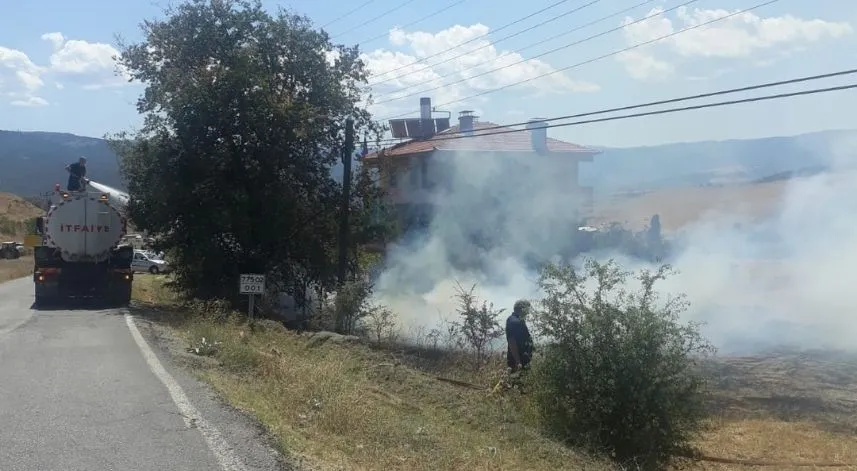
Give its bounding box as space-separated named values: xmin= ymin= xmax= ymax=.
xmin=530 ymin=258 xmax=713 ymax=470
xmin=323 ymin=277 xmax=375 ymax=335
xmin=187 ymin=336 xmax=221 ymax=356
xmin=451 ymin=282 xmax=505 ymax=366
xmin=363 ymin=303 xmax=398 ymax=345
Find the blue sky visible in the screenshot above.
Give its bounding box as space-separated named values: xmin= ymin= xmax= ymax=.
xmin=1 ymin=0 xmax=855 ymax=147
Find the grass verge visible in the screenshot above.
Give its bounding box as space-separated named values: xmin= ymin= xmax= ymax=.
xmin=0 ymin=256 xmax=33 ymax=283
xmin=132 ymin=276 xmax=857 ymax=471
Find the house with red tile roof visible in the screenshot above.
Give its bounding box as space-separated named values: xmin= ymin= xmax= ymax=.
xmin=362 ymin=99 xmax=601 ymax=234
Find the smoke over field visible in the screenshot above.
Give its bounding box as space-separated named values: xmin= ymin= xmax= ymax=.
xmin=371 ymin=137 xmax=857 ymax=354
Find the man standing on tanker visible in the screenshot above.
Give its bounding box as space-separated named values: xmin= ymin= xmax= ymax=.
xmin=65 ymin=157 xmax=87 ymax=191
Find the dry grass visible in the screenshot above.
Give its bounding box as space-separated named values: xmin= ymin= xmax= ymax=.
xmin=132 ymin=277 xmax=857 ymax=471
xmin=0 ymin=192 xmax=42 ymax=221
xmin=695 ymin=352 xmax=857 ymax=470
xmin=0 ymin=192 xmax=42 ymax=240
xmin=589 ymin=180 xmax=790 ymax=233
xmin=0 ymin=256 xmax=33 ymax=283
xmin=131 ymin=276 xmax=610 ymax=471
xmin=697 ymin=420 xmax=857 ymax=470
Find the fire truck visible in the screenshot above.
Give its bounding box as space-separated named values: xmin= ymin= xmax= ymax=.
xmin=25 ymin=182 xmax=134 ymax=306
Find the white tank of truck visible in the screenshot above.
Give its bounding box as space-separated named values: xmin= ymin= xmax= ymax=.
xmin=43 ymin=191 xmax=127 ymax=262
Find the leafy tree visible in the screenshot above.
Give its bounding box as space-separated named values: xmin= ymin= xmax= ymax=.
xmin=531 ymin=258 xmax=713 ymax=470
xmin=109 ymin=0 xmax=388 ymax=306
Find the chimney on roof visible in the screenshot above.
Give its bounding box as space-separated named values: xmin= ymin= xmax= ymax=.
xmin=458 ymin=110 xmax=476 ymax=134
xmin=418 ymin=97 xmax=434 ymax=139
xmin=526 ymin=118 xmax=548 ymax=153
xmin=420 ymin=97 xmax=432 ymax=120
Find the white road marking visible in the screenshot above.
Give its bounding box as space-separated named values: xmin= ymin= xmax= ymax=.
xmin=124 ymin=313 xmax=249 ymax=471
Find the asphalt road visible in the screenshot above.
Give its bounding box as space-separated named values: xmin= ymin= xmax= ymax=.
xmin=0 ymin=277 xmax=285 ymax=471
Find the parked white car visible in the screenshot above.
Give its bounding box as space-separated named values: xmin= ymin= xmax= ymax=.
xmin=132 ymin=250 xmax=171 ymax=274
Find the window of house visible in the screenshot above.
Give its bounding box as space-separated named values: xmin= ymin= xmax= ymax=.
xmin=388 ymin=168 xmax=398 ymax=188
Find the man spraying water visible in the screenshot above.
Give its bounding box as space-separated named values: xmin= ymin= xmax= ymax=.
xmin=65 ymin=156 xmax=88 ymax=191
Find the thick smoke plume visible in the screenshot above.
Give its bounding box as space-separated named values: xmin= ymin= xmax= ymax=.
xmin=372 ymin=136 xmax=857 ymax=354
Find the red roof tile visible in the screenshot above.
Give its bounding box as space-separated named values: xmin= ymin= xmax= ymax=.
xmin=364 ymin=121 xmax=600 ymax=160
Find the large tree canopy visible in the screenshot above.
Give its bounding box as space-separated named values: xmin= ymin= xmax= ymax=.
xmin=111 ymin=0 xmax=387 ymax=303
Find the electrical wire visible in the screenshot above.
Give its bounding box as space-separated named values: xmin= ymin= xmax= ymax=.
xmin=369 ymin=0 xmax=606 ymax=87
xmin=368 ymin=0 xmax=575 ymax=82
xmin=386 ymin=68 xmax=857 ymax=139
xmin=373 ymin=0 xmax=702 ymax=106
xmin=377 ymin=0 xmax=779 ymax=120
xmin=354 ymin=0 xmax=467 ymax=47
xmin=372 ymin=82 xmax=857 ymax=145
xmin=331 ymin=0 xmax=421 ymax=39
xmin=321 ymin=0 xmax=377 ymax=29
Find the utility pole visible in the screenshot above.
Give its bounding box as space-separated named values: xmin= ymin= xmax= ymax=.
xmin=335 ymin=119 xmax=355 ymax=334
xmin=337 ymin=118 xmax=355 ymax=287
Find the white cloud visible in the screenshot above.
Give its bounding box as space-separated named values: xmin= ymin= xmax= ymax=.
xmin=43 ymin=34 xmax=130 ymax=89
xmin=0 ymin=46 xmax=47 ymax=106
xmin=0 ymin=32 xmax=132 ymax=106
xmin=41 ymin=32 xmax=65 ymax=50
xmin=362 ymin=24 xmax=599 ymax=118
xmin=11 ymin=96 xmax=48 ymax=107
xmin=617 ymin=6 xmax=853 ymax=80
xmin=49 ymin=39 xmax=120 ymax=74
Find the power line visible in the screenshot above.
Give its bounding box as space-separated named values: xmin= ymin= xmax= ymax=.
xmin=377 ymin=0 xmax=779 ymax=119
xmin=368 ymin=0 xmax=574 ymax=83
xmin=369 ymin=0 xmax=606 ymax=88
xmin=385 ymin=68 xmax=857 ymax=139
xmin=354 ymin=0 xmax=467 ymax=47
xmin=372 ymin=0 xmax=656 ymax=89
xmin=321 ymin=0 xmax=377 ymax=29
xmin=373 ymin=82 xmax=857 ymax=145
xmin=331 ymin=0 xmax=421 ymax=40
xmin=376 ymin=0 xmax=656 ymax=93
xmin=373 ymin=0 xmax=702 ymax=106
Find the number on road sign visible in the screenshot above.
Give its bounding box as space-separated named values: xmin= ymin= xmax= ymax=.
xmin=239 ymin=274 xmax=266 ymax=295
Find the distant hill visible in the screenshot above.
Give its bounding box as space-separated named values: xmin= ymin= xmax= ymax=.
xmin=581 ymin=129 xmax=857 ymax=193
xmin=3 ymin=128 xmax=856 ymax=197
xmin=0 ymin=130 xmax=125 ymax=197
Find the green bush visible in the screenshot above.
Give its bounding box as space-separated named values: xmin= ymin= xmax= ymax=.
xmin=450 ymin=282 xmax=505 ymax=365
xmin=530 ymin=258 xmax=713 ymax=470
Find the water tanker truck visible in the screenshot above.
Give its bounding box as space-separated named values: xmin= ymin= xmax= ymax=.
xmin=25 ymin=182 xmax=134 ymax=306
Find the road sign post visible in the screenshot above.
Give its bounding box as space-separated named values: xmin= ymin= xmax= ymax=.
xmin=239 ymin=274 xmax=265 ymax=320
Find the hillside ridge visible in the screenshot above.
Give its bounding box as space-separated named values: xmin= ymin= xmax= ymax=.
xmin=2 ymin=127 xmax=856 ymax=197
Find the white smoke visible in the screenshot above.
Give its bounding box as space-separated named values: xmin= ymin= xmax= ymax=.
xmin=371 ymin=135 xmax=857 ymax=354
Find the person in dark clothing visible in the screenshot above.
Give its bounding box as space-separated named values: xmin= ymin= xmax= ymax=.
xmin=66 ymin=157 xmax=87 ymax=191
xmin=506 ymin=300 xmax=534 ymax=372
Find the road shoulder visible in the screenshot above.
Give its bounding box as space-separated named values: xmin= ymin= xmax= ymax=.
xmin=128 ymin=308 xmax=292 ymax=471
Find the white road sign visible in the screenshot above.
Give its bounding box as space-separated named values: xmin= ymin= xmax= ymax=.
xmin=239 ymin=274 xmax=266 ymax=294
